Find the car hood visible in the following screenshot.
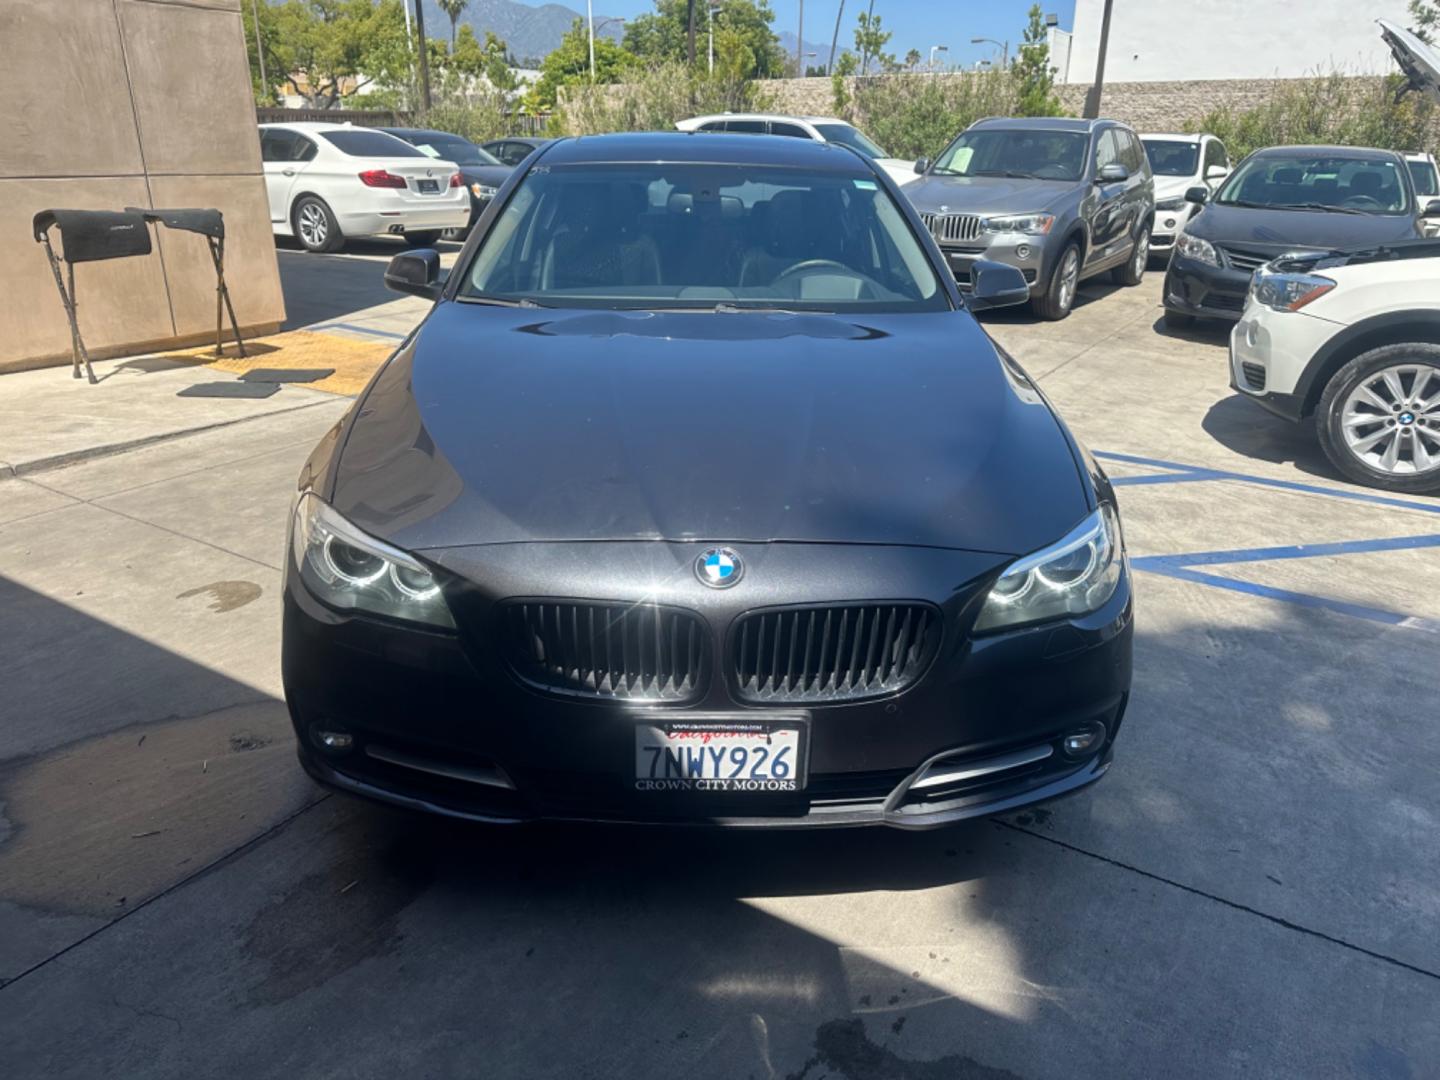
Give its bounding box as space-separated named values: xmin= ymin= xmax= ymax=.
xmin=905 ymin=175 xmax=1076 ymax=215
xmin=1185 ymin=202 xmax=1421 ymax=249
xmin=330 ymin=305 xmax=1089 ymax=556
xmin=1153 ymin=174 xmax=1197 ymax=201
xmin=457 ymin=164 xmax=512 ymax=187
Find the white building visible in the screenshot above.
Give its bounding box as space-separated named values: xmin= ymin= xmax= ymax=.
xmin=1066 ymin=0 xmax=1412 ymax=83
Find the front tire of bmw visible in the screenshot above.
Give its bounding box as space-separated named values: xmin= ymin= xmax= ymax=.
xmin=1317 ymin=342 xmax=1440 ymax=494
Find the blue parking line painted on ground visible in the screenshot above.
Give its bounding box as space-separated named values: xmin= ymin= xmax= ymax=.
xmin=1132 ymin=533 xmax=1440 ymax=572
xmin=306 ymin=321 xmax=409 ymax=341
xmin=1144 ymin=564 xmax=1440 ymax=635
xmin=1109 ymin=472 xmax=1216 ymax=487
xmin=1095 ymin=450 xmax=1440 ymax=515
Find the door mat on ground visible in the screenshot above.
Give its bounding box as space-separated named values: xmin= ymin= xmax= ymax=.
xmin=238 ymin=367 xmax=335 ymax=383
xmin=177 ymin=381 xmax=281 ymax=399
xmin=149 ymin=330 xmax=395 ymax=397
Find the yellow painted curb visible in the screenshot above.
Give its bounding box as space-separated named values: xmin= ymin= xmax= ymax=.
xmin=151 ymin=329 xmax=398 ymax=396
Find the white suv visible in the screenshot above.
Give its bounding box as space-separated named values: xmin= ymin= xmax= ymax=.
xmin=1230 ymin=243 xmax=1440 ymax=494
xmin=675 ymin=113 xmax=916 ymax=187
xmin=1140 ymin=132 xmax=1228 ymax=258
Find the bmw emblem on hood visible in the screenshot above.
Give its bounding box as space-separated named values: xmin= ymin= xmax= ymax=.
xmin=696 ymin=547 xmax=743 ymax=588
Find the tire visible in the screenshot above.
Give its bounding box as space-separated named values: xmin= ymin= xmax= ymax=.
xmin=292 ymin=195 xmax=343 ymax=253
xmin=1316 ymin=342 xmax=1440 ymax=494
xmin=403 ymin=230 xmax=443 ymax=247
xmin=1031 ymin=242 xmax=1081 ymax=321
xmin=1163 ymin=309 xmax=1195 ymax=331
xmin=440 ymin=225 xmax=469 ymax=242
xmin=1111 ymin=228 xmax=1149 ymax=286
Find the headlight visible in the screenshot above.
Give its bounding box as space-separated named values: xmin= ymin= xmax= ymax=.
xmin=1250 ymin=270 xmax=1335 ymax=312
xmin=470 ymin=182 xmax=498 ymax=199
xmin=974 ymin=506 xmax=1125 ymax=633
xmin=1155 ymin=196 xmax=1187 ymax=211
xmin=290 ymin=493 xmax=455 ymax=629
xmin=981 ymin=213 xmax=1055 ymax=236
xmin=1174 ymin=230 xmax=1219 ymax=266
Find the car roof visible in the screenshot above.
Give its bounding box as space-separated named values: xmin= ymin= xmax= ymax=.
xmin=381 ymin=127 xmax=470 ymax=140
xmin=1250 ymin=144 xmax=1403 ymax=160
xmin=1141 ymin=132 xmax=1204 ymax=141
xmin=258 ymin=121 xmax=373 ymax=133
xmin=969 ymin=116 xmax=1111 ymax=132
xmin=684 ymin=113 xmax=847 ymax=126
xmin=539 ymin=131 xmax=871 ymax=171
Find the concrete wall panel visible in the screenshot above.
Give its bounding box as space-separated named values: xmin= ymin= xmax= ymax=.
xmin=118 ymin=0 xmax=262 ymax=176
xmin=0 ymin=0 xmax=144 ymax=179
xmin=147 ymin=175 xmax=286 ymax=338
xmin=2 ymin=178 xmax=174 ymax=368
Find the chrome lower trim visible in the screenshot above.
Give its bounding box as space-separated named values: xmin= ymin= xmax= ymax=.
xmin=907 ymin=744 xmax=1054 ymax=791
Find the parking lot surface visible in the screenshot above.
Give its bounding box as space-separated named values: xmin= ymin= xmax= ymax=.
xmin=2 ymin=247 xmax=1438 ymax=1078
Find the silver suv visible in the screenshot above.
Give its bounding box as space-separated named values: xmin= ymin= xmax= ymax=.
xmin=907 ymin=117 xmax=1155 ymax=319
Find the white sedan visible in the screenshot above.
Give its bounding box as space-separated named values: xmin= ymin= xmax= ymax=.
xmin=1230 ymin=244 xmax=1440 ymax=493
xmin=259 ymin=122 xmax=470 ymax=252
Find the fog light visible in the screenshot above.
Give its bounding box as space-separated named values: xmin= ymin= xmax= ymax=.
xmin=311 ymin=727 xmax=354 ymax=754
xmin=1061 ymin=722 xmax=1107 ymax=757
xmin=1164 ymin=217 xmax=1176 ymax=229
xmin=1015 ymin=243 xmax=1031 ymax=259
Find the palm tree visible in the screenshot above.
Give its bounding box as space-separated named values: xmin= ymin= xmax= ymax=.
xmin=437 ymin=0 xmax=469 ymax=48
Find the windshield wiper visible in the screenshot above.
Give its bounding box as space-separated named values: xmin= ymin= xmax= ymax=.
xmin=715 ymin=303 xmax=828 ymax=315
xmin=458 ymin=295 xmax=549 ymax=308
xmin=1279 ymin=202 xmax=1372 ymax=215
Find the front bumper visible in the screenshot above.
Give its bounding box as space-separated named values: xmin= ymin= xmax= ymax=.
xmin=933 ymin=236 xmax=1046 ymax=294
xmin=1164 ymin=252 xmax=1252 ymax=320
xmin=1228 ymin=303 xmax=1344 ymax=422
xmin=1149 ymin=205 xmax=1194 ymax=252
xmin=281 ymin=541 xmax=1134 ymax=830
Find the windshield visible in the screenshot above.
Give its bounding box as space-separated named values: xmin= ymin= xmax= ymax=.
xmin=404 ymin=134 xmax=500 ymax=167
xmin=1408 ymin=158 xmax=1439 ymax=197
xmin=1215 ymin=154 xmax=1411 ymax=213
xmin=813 ymin=124 xmax=888 ymax=160
xmin=1143 ymin=140 xmax=1199 ymax=177
xmin=320 ymin=129 xmax=425 ymax=158
xmin=460 ymin=163 xmax=945 ymax=312
xmin=930 ymin=129 xmax=1089 ymax=182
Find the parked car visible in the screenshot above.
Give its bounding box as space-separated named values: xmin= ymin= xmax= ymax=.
xmin=1403 ymin=152 xmax=1440 ymax=236
xmin=259 ymin=122 xmax=468 ymax=252
xmin=481 ymin=136 xmax=553 ymax=166
xmin=1141 ymin=132 xmax=1229 ymax=258
xmin=1163 ymin=146 xmax=1426 ymax=329
xmin=282 ymin=132 xmax=1134 ymax=830
xmin=1230 ymin=241 xmax=1440 ymax=493
xmin=675 ymin=113 xmax=916 ymax=187
xmin=906 ymin=117 xmax=1155 ymax=320
xmin=381 ymin=127 xmax=513 ymax=238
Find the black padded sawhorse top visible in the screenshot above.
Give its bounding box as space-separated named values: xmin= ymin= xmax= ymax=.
xmin=32 ymin=209 xmax=152 ymax=384
xmin=127 ymin=207 xmax=248 ymax=361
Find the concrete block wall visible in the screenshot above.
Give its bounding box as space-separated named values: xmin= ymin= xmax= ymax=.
xmin=0 ymin=0 xmax=285 ymax=373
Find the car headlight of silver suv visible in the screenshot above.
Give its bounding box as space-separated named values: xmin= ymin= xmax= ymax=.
xmin=1174 ymin=230 xmax=1219 ymax=266
xmin=974 ymin=505 xmax=1125 ymax=632
xmin=291 ymin=493 xmax=455 ymax=629
xmin=981 ymin=213 xmax=1056 ymax=236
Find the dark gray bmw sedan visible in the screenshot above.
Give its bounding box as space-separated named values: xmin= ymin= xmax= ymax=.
xmin=281 ymin=132 xmax=1133 ymax=828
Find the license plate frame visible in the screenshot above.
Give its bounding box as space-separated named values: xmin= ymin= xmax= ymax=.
xmin=633 ymin=713 xmax=809 ymax=794
xmin=417 ymin=178 xmax=440 ymax=194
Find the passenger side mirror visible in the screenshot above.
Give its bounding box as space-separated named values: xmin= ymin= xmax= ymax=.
xmin=384 ymin=249 xmax=444 ymax=300
xmin=1095 ymin=163 xmax=1128 ymax=183
xmin=966 ymin=259 xmax=1031 ymax=312
xmin=1184 ymin=186 xmax=1209 ymax=205
xmin=1204 ymin=164 xmax=1228 ymax=180
xmin=914 ymin=158 xmax=930 ymax=175
xmin=1424 ymin=198 xmax=1440 ymax=217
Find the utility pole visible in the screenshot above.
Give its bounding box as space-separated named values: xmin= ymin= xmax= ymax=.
xmin=687 ymin=0 xmax=696 ymax=66
xmin=251 ymin=0 xmax=267 ymax=96
xmin=587 ymin=0 xmax=596 ymax=80
xmin=1082 ymin=0 xmax=1113 ymax=119
xmin=797 ymin=0 xmax=804 ymax=76
xmin=827 ymin=0 xmax=844 ymax=75
xmin=414 ymin=0 xmax=432 ymax=110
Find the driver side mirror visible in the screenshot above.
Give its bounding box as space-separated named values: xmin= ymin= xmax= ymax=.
xmin=1184 ymin=186 xmax=1209 ymax=205
xmin=1424 ymin=199 xmax=1440 ymax=217
xmin=914 ymin=158 xmax=930 ymax=175
xmin=967 ymin=259 xmax=1031 ymax=312
xmin=384 ymin=249 xmax=445 ymax=300
xmin=1095 ymin=163 xmax=1128 ymax=184
xmin=1204 ymin=164 xmax=1229 ymax=180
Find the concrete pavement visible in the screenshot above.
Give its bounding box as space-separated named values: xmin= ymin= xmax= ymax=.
xmin=2 ymin=254 xmax=1438 ymax=1078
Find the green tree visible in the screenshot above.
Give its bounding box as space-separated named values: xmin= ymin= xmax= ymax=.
xmin=261 ymin=0 xmax=413 ymax=108
xmin=1411 ymin=0 xmax=1440 ymax=44
xmin=1011 ymin=3 xmax=1063 ymax=116
xmin=853 ymin=10 xmax=892 ymax=75
xmin=904 ymin=48 xmax=921 ymax=71
xmin=830 ymin=49 xmax=858 ymax=116
xmin=241 ymin=0 xmax=283 ymax=104
xmin=437 ymin=0 xmax=469 ymax=48
xmin=528 ymin=18 xmax=635 ymax=111
xmin=623 ymin=0 xmax=786 ymax=79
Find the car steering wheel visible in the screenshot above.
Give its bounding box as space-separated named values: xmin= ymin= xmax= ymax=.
xmin=1341 ymin=195 xmax=1384 ymax=210
xmin=771 ymin=259 xmax=881 ymax=296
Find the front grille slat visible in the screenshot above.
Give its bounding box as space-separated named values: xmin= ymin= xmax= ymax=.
xmin=920 ymin=212 xmax=983 ymax=244
xmin=1217 ymin=245 xmax=1269 ymax=273
xmin=732 ymin=603 xmax=940 ymax=704
xmin=502 ymin=600 xmax=708 ymax=702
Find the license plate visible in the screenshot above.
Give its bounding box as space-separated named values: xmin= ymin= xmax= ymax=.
xmin=634 ymin=717 xmax=807 ymax=793
xmin=417 ymin=179 xmax=440 ymax=193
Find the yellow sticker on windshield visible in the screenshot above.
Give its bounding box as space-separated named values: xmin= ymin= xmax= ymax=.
xmin=853 ymin=179 xmax=877 ymax=190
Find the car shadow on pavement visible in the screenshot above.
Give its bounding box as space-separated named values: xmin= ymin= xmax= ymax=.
xmin=1200 ymin=394 xmax=1344 ymax=482
xmin=1148 ymin=315 xmax=1232 ymax=344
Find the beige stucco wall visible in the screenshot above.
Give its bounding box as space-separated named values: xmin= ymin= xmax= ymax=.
xmin=0 ymin=0 xmax=285 ymax=373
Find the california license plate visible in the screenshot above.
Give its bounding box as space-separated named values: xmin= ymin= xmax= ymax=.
xmin=634 ymin=717 xmax=807 ymax=793
xmin=417 ymin=179 xmax=440 ymax=193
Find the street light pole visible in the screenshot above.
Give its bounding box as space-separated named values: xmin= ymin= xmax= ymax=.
xmin=970 ymin=37 xmax=1008 ymax=70
xmin=251 ymin=0 xmax=267 ymax=95
xmin=708 ymin=3 xmax=714 ymax=75
xmin=928 ymin=43 xmax=947 ymax=71
xmin=796 ymin=0 xmax=804 ymax=76
xmin=1082 ymin=0 xmax=1114 ymax=119
xmin=827 ymin=0 xmax=844 ymax=75
xmin=588 ymin=0 xmax=596 ymax=81
xmin=414 ymin=0 xmax=432 ymax=111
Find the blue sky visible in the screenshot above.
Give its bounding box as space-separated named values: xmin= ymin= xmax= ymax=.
xmin=595 ymin=0 xmax=1077 ymax=69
